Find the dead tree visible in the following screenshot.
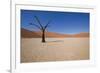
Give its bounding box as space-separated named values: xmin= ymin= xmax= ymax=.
xmin=30 ymin=16 xmax=52 ymax=43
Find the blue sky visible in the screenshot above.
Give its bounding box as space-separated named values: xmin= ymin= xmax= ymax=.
xmin=21 ymin=10 xmax=89 ymax=34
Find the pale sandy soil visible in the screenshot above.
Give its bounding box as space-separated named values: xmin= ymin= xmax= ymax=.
xmin=21 ymin=38 xmax=89 ymax=63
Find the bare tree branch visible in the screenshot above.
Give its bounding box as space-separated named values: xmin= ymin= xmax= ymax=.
xmin=29 ymin=23 xmax=42 ymax=30
xmin=44 ymin=20 xmax=52 ymax=29
xmin=34 ymin=16 xmax=44 ymax=30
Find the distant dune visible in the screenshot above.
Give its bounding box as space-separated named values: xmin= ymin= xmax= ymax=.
xmin=21 ymin=28 xmax=41 ymax=38
xmin=21 ymin=28 xmax=89 ymax=38
xmin=72 ymin=32 xmax=89 ymax=37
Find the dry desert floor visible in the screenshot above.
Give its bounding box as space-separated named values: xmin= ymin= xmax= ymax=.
xmin=21 ymin=38 xmax=89 ymax=63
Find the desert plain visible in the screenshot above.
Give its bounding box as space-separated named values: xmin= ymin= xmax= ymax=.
xmin=21 ymin=38 xmax=89 ymax=63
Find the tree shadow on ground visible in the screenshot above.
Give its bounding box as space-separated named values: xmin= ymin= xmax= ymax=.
xmin=46 ymin=40 xmax=64 ymax=43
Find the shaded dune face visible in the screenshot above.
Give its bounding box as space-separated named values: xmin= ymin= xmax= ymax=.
xmin=21 ymin=28 xmax=41 ymax=38
xmin=21 ymin=28 xmax=89 ymax=38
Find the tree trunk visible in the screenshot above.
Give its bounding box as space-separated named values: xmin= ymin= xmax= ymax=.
xmin=42 ymin=30 xmax=45 ymax=43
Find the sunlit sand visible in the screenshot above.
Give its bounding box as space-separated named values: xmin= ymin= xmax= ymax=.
xmin=21 ymin=38 xmax=89 ymax=63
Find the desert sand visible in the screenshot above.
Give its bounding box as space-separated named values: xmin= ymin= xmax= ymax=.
xmin=21 ymin=28 xmax=89 ymax=38
xmin=21 ymin=38 xmax=89 ymax=63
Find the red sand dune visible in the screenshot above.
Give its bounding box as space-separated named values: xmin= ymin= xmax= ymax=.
xmin=21 ymin=28 xmax=89 ymax=38
xmin=73 ymin=32 xmax=89 ymax=37
xmin=21 ymin=28 xmax=41 ymax=38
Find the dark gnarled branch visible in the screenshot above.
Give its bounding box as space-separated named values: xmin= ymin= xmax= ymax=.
xmin=34 ymin=16 xmax=44 ymax=30
xmin=44 ymin=19 xmax=52 ymax=30
xmin=29 ymin=23 xmax=42 ymax=30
